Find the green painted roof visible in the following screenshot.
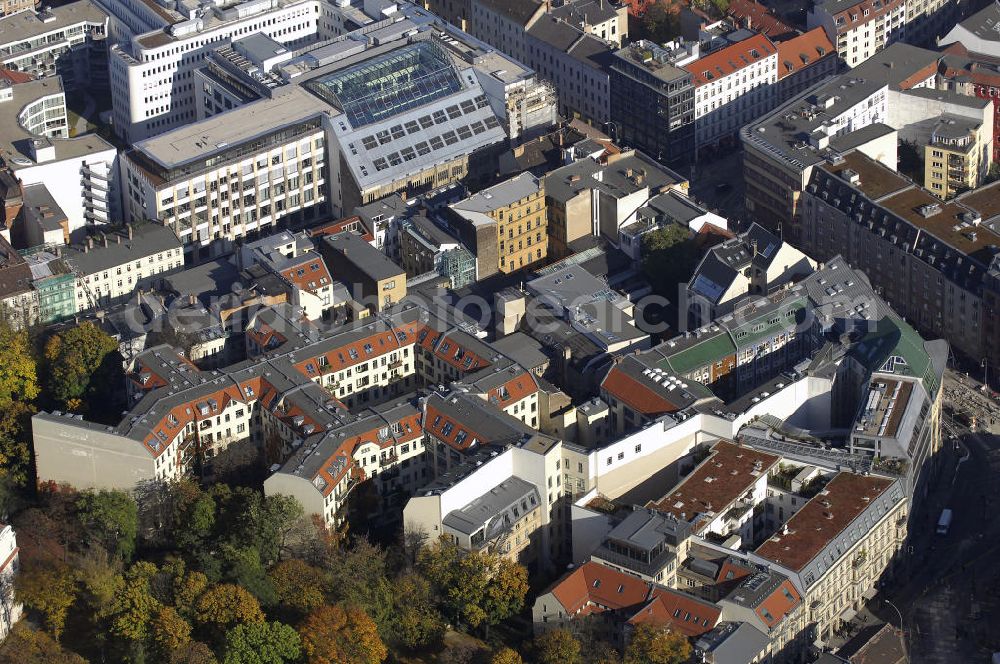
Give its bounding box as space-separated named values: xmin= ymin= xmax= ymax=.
xmin=658 ymin=332 xmax=736 ymax=374
xmin=729 ymin=297 xmax=808 ymax=349
xmin=852 ymin=314 xmax=939 ymax=395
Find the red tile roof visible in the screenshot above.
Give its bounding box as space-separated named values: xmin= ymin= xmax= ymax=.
xmin=0 ymin=68 xmax=32 ymax=85
xmin=727 ymin=0 xmax=796 ymax=40
xmin=754 ymin=578 xmax=801 ymax=629
xmin=684 ymin=34 xmax=778 ymax=87
xmin=549 ymin=561 xmax=653 ymax=616
xmin=776 ymin=28 xmax=835 ymax=79
xmin=280 ymin=256 xmax=333 ymax=294
xmin=647 ymin=441 xmax=779 ymax=533
xmin=602 ymin=366 xmax=681 ymax=417
xmin=755 ymin=472 xmax=895 ymax=571
xmin=628 ymin=586 xmax=722 ymax=637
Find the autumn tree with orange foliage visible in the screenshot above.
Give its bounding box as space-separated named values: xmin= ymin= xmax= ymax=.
xmin=298 ymin=604 xmax=387 ymax=664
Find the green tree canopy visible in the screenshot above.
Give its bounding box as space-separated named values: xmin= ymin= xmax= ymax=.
xmin=641 ymin=223 xmax=700 ymax=301
xmin=534 ymin=628 xmax=581 ymax=664
xmin=490 ymin=646 xmax=523 ymax=664
xmin=109 ymin=561 xmax=162 ymax=642
xmin=15 ymin=563 xmax=77 ymax=641
xmin=223 ymin=621 xmax=301 ymax=664
xmin=0 ymin=323 xmax=39 ymax=408
xmin=0 ymin=623 xmax=88 ymax=663
xmin=43 ymin=322 xmax=119 ymax=408
xmin=624 ymin=623 xmax=692 ymax=664
xmin=417 ymin=541 xmax=528 ymax=629
xmin=76 ymin=489 xmax=138 ymax=561
xmin=268 ymin=559 xmax=327 ymax=616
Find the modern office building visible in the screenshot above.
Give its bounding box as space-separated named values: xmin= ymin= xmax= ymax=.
xmin=741 ymin=43 xmax=943 ymax=237
xmin=609 ymin=40 xmax=694 ymax=166
xmin=121 ymin=84 xmax=332 ymax=258
xmin=0 ymin=76 xmax=120 ymax=238
xmin=0 ymin=0 xmax=108 ymax=90
xmin=107 ymin=0 xmax=322 ymax=143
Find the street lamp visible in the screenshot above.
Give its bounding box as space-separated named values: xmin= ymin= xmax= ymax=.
xmin=884 ymin=599 xmax=908 ymax=663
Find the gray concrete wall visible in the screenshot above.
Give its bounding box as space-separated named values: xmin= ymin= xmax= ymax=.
xmin=32 ymin=413 xmax=154 ymax=490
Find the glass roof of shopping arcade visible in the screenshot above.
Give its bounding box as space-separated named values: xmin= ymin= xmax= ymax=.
xmin=305 ymin=41 xmax=464 ymax=129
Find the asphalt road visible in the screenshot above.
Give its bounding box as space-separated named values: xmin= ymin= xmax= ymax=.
xmin=876 ymin=374 xmax=1000 ymax=663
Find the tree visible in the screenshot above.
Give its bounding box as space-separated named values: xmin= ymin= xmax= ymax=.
xmin=641 ymin=223 xmax=699 ymax=301
xmin=195 ymin=584 xmax=265 ymax=630
xmin=173 ymin=570 xmax=209 ymax=621
xmin=76 ymin=489 xmax=138 ymax=561
xmin=417 ymin=541 xmax=528 ymax=629
xmin=0 ymin=323 xmax=39 ymax=408
xmin=109 ymin=561 xmax=162 ymax=642
xmin=76 ymin=546 xmax=124 ymax=619
xmin=326 ymin=538 xmax=394 ymax=630
xmin=152 ymin=606 xmax=192 ymax=653
xmin=534 ymin=628 xmax=581 ymax=664
xmin=0 ymin=623 xmax=88 ymax=664
xmin=15 ymin=563 xmax=76 ymax=641
xmin=268 ymin=559 xmax=327 ymax=615
xmin=624 ymin=623 xmax=691 ymax=664
xmin=490 ymin=647 xmax=523 ymax=664
xmin=218 ymin=543 xmax=276 ymax=606
xmin=298 ymin=604 xmax=387 ymax=664
xmin=168 ymin=641 xmax=219 ymax=664
xmin=392 ymin=571 xmax=445 ymax=651
xmin=223 ymin=621 xmax=301 ymax=664
xmin=0 ymin=399 xmax=35 ymax=489
xmin=43 ymin=322 xmax=119 ymax=408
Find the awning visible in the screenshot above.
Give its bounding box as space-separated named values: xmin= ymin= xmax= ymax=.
xmin=862 ymin=587 xmax=878 ymax=601
xmin=840 ymin=607 xmax=858 ymax=623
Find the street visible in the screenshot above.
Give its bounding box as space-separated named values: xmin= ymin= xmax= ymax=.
xmin=880 ymin=371 xmax=1000 ymax=663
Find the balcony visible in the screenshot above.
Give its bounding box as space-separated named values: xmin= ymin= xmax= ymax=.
xmin=380 ymin=451 xmax=398 ymax=467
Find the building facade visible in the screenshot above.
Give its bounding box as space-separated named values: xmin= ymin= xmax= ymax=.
xmin=807 ymin=0 xmax=905 ymax=68
xmin=449 ymin=172 xmax=547 ymax=276
xmin=0 ymin=0 xmax=108 ymax=90
xmin=610 ymin=40 xmax=694 ymax=166
xmin=685 ymin=34 xmax=778 ymax=156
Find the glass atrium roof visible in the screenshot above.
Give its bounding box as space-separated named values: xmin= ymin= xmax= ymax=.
xmin=306 ymin=41 xmax=464 ymax=128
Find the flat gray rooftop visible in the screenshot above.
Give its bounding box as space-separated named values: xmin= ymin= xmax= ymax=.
xmin=133 ymin=86 xmax=334 ymax=170
xmin=0 ymin=0 xmax=107 ymax=46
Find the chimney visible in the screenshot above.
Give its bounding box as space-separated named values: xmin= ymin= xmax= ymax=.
xmin=127 ymin=224 xmax=134 ymax=240
xmin=102 ymin=233 xmax=109 ymax=248
xmin=117 ymin=233 xmax=122 ymax=244
xmin=751 ymin=238 xmax=758 ymax=257
xmin=87 ymin=236 xmax=94 ymax=250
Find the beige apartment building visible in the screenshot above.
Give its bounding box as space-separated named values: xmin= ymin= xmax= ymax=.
xmin=754 ymin=472 xmax=907 ymax=646
xmin=923 ymin=114 xmax=992 ymax=199
xmin=449 ymin=172 xmax=547 ymax=276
